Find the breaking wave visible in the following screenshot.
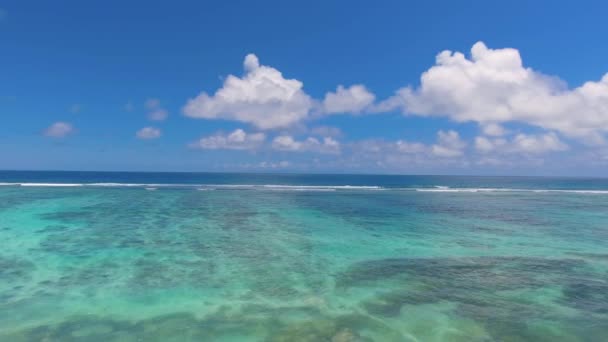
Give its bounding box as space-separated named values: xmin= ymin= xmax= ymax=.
xmin=0 ymin=183 xmax=383 ymax=191
xmin=414 ymin=186 xmax=608 ymax=194
xmin=1 ymin=182 xmax=607 ymax=194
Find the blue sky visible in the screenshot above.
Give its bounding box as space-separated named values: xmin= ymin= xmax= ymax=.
xmin=1 ymin=0 xmax=608 ymax=175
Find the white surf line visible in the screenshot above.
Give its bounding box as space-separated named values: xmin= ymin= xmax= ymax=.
xmin=414 ymin=187 xmax=608 ymax=194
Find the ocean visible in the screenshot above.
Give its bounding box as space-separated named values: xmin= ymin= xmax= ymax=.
xmin=1 ymin=171 xmax=607 ymax=341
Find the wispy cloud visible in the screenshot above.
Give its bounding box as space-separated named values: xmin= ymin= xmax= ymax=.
xmin=124 ymin=101 xmax=135 ymax=112
xmin=44 ymin=122 xmax=74 ymax=138
xmin=189 ymin=129 xmax=265 ymax=150
xmin=475 ymin=132 xmax=568 ymax=155
xmin=145 ymin=98 xmax=168 ymax=121
xmin=69 ymin=104 xmax=82 ymax=114
xmin=272 ymin=135 xmax=340 ymax=154
xmin=136 ymin=127 xmax=161 ymax=139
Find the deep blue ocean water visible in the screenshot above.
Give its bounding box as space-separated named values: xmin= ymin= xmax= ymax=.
xmin=1 ymin=171 xmax=607 ymax=341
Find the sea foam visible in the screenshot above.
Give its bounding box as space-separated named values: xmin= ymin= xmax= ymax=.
xmin=1 ymin=182 xmax=608 ymax=194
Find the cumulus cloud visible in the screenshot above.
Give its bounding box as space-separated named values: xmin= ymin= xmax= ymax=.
xmin=346 ymin=131 xmax=472 ymax=172
xmin=431 ymin=130 xmax=467 ymax=157
xmin=272 ymin=135 xmax=340 ymax=154
xmin=190 ymin=128 xmax=265 ymax=150
xmin=44 ymin=122 xmax=74 ymax=138
xmin=145 ymin=98 xmax=169 ymax=121
xmin=183 ymin=54 xmax=313 ymax=130
xmin=323 ymin=84 xmax=375 ymax=114
xmin=481 ymin=123 xmax=507 ymax=136
xmin=351 ymin=130 xmax=464 ymax=159
xmin=271 ymin=135 xmax=302 ymax=151
xmin=136 ymin=127 xmax=161 ymax=139
xmin=395 ymin=140 xmax=427 ymax=154
xmin=379 ymin=41 xmax=608 ymax=144
xmin=475 ymin=132 xmax=568 ymax=154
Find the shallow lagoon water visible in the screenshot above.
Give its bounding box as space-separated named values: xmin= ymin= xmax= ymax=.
xmin=1 ymin=173 xmax=607 ymax=341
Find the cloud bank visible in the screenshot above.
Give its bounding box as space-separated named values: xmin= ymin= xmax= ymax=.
xmin=176 ymin=42 xmax=608 ymax=172
xmin=381 ymin=42 xmax=608 ymax=144
xmin=183 ymin=43 xmax=608 ymax=147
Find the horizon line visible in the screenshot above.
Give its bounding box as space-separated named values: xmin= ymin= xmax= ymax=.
xmin=0 ymin=169 xmax=606 ymax=180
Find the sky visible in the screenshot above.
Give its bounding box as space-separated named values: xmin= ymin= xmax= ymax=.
xmin=1 ymin=0 xmax=608 ymax=175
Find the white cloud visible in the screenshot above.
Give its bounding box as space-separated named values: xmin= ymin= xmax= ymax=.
xmin=353 ymin=138 xmax=427 ymax=155
xmin=243 ymin=54 xmax=260 ymax=72
xmin=346 ymin=132 xmax=471 ymax=172
xmin=272 ymin=135 xmax=340 ymax=154
xmin=395 ymin=140 xmax=427 ymax=154
xmin=475 ymin=132 xmax=568 ymax=154
xmin=136 ymin=127 xmax=161 ymax=139
xmin=474 ymin=136 xmax=500 ymax=153
xmin=323 ymin=84 xmax=375 ymax=114
xmin=380 ymin=41 xmax=608 ymax=144
xmin=431 ymin=130 xmax=466 ymax=157
xmin=145 ymin=98 xmax=160 ymax=109
xmin=321 ymin=137 xmax=340 ymax=152
xmin=512 ymin=132 xmax=568 ymax=153
xmin=352 ymin=131 xmax=464 ymax=158
xmin=183 ymin=54 xmax=313 ymax=130
xmin=481 ymin=123 xmax=507 ymax=136
xmin=257 ymin=161 xmax=291 ymax=169
xmin=271 ymin=135 xmax=302 ymax=151
xmin=190 ymin=128 xmax=265 ymax=150
xmin=148 ymin=109 xmax=168 ymax=121
xmin=44 ymin=122 xmax=74 ymax=138
xmin=145 ymin=98 xmax=169 ymax=121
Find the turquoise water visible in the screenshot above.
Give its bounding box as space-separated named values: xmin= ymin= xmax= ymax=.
xmin=1 ymin=172 xmax=607 ymax=341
